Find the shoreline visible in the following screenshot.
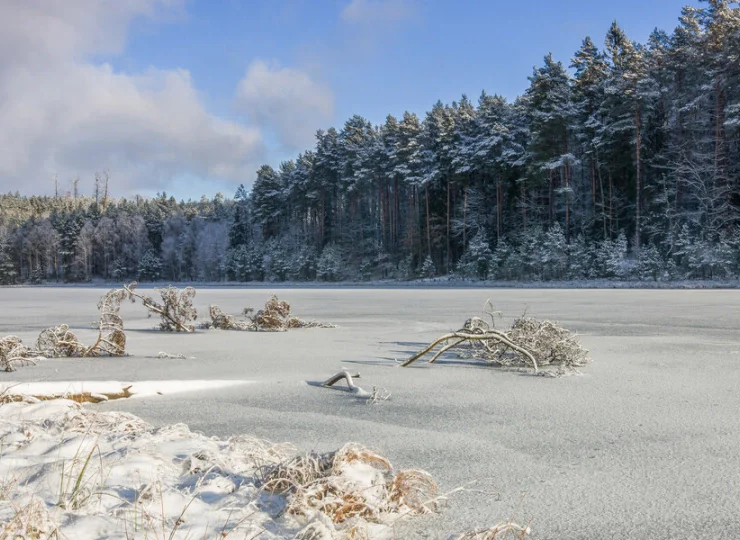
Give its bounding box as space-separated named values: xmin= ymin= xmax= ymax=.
xmin=4 ymin=277 xmax=740 ymax=290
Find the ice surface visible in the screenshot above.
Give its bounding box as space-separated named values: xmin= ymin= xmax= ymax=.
xmin=2 ymin=287 xmax=740 ymax=539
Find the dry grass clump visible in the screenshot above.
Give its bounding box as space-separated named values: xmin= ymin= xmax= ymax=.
xmin=0 ymin=498 xmax=60 ymax=540
xmin=260 ymin=443 xmax=438 ymax=528
xmin=0 ymin=336 xmax=39 ymax=372
xmin=207 ymin=295 xmax=335 ymax=332
xmin=452 ymin=522 xmax=531 ymax=539
xmin=403 ymin=300 xmax=590 ymax=375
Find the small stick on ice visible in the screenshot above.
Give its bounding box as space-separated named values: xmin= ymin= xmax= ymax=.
xmin=322 ymin=371 xmax=361 ymax=390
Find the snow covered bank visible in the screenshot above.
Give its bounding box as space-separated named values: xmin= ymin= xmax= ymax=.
xmin=0 ymin=399 xmax=453 ymax=539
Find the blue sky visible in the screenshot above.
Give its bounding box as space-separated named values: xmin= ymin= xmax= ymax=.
xmin=125 ymin=0 xmax=697 ymax=123
xmin=0 ymin=0 xmax=699 ymax=200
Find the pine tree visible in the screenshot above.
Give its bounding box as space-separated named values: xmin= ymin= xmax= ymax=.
xmin=524 ymin=54 xmax=577 ymax=235
xmin=138 ymin=249 xmax=162 ymax=281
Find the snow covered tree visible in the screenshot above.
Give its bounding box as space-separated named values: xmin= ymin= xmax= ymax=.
xmin=317 ymin=244 xmax=343 ymax=281
xmin=456 ymin=231 xmax=493 ymax=279
xmin=138 ymin=249 xmax=162 ymax=281
xmin=420 ymin=255 xmax=436 ymax=278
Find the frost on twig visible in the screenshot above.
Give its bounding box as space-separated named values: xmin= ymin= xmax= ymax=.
xmin=403 ymin=300 xmax=590 ymax=375
xmin=0 ymin=336 xmax=40 ymax=372
xmin=250 ymin=295 xmax=336 ymax=331
xmin=35 ymin=285 xmax=133 ymax=358
xmin=206 ymin=304 xmax=255 ymax=330
xmin=207 ymin=295 xmax=335 ymax=332
xmin=36 ymin=324 xmax=87 ymax=357
xmin=124 ymin=282 xmax=197 ymax=332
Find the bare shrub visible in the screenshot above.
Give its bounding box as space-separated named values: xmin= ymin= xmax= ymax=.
xmin=124 ymin=282 xmax=197 ymax=332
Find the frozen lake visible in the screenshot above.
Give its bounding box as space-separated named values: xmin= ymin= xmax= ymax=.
xmin=2 ymin=287 xmax=740 ymax=539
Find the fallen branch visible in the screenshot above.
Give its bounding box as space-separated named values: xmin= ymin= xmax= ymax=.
xmin=36 ymin=324 xmax=87 ymax=357
xmin=207 ymin=296 xmax=335 ymax=332
xmin=207 ymin=304 xmax=254 ymax=330
xmin=401 ymin=330 xmax=539 ymax=372
xmin=402 ymin=302 xmax=590 ymax=375
xmin=322 ymin=371 xmax=362 ymax=390
xmin=123 ymin=282 xmax=197 ymax=332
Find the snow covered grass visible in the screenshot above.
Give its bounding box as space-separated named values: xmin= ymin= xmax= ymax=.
xmin=0 ymin=399 xmax=451 ymax=539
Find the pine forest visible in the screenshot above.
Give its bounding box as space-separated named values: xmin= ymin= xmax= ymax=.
xmin=2 ymin=3 xmax=740 ymax=284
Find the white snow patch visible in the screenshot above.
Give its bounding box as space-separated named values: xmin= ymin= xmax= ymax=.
xmin=0 ymin=380 xmax=252 ymax=400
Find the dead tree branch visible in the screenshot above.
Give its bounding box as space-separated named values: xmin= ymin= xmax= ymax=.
xmin=401 ymin=331 xmax=539 ymax=372
xmin=123 ymin=282 xmax=197 ymax=332
xmin=402 ymin=302 xmax=591 ymax=375
xmin=322 ymin=371 xmax=362 ymax=390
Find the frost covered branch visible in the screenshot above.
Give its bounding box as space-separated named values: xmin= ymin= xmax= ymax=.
xmin=403 ymin=302 xmax=590 ymax=375
xmin=207 ymin=295 xmax=335 ymax=332
xmin=124 ymin=282 xmax=197 ymax=332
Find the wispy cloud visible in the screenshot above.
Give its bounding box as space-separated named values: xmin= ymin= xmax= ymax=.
xmin=0 ymin=0 xmax=263 ymax=195
xmin=235 ymin=60 xmax=335 ymax=152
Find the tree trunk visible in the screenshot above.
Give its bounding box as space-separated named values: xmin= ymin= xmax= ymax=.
xmin=634 ymin=108 xmax=642 ymax=252
xmin=521 ymin=187 xmax=527 ymax=229
xmin=425 ymin=184 xmax=432 ymax=258
xmin=608 ymin=169 xmax=614 ymax=238
xmin=462 ymin=187 xmax=468 ymax=247
xmin=548 ymin=168 xmax=554 ymax=225
xmin=446 ymin=177 xmax=451 ymax=273
xmin=496 ymin=182 xmax=502 ymax=241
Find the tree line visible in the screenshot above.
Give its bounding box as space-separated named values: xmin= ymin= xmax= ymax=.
xmin=2 ymin=2 xmax=740 ymax=285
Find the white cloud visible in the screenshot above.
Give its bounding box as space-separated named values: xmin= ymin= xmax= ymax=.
xmin=340 ymin=0 xmax=416 ymax=25
xmin=0 ymin=0 xmax=264 ymax=195
xmin=235 ymin=60 xmax=334 ymax=152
